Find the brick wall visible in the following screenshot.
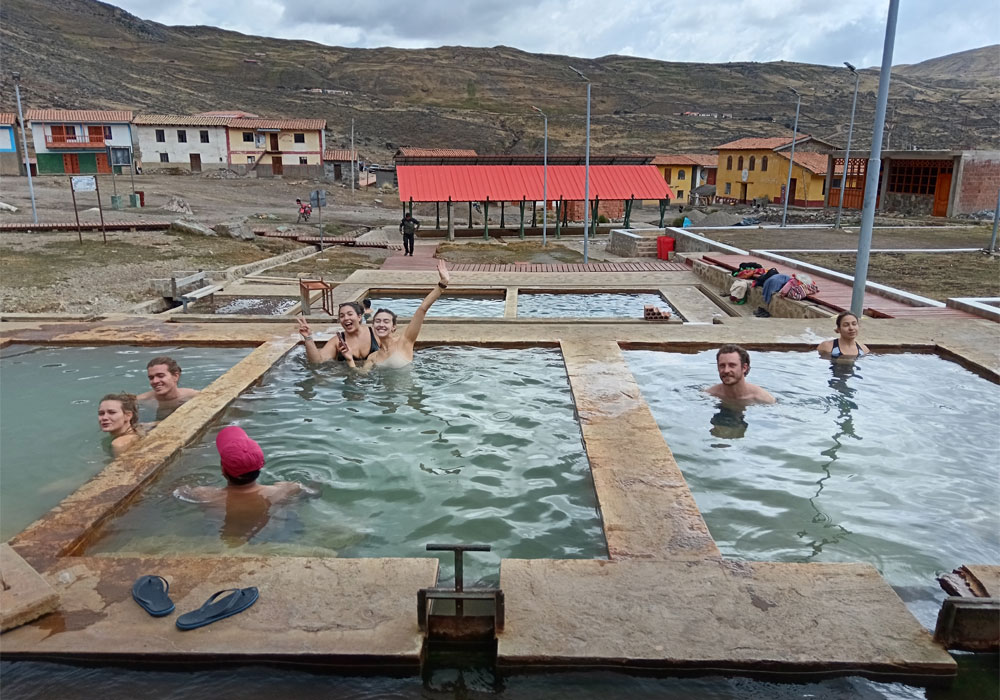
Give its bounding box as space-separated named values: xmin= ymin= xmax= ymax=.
xmin=562 ymin=199 xmax=625 ymax=221
xmin=956 ymin=155 xmax=1000 ymax=214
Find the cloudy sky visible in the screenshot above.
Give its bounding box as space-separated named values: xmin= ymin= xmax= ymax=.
xmin=112 ymin=0 xmax=997 ymax=67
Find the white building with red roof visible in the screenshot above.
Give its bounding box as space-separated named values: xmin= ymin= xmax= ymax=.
xmin=25 ymin=109 xmax=134 ymax=175
xmin=133 ymin=115 xmax=232 ymax=172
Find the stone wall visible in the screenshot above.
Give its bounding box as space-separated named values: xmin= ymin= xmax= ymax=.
xmin=880 ymin=192 xmax=933 ymax=217
xmin=691 ymin=259 xmax=833 ymax=319
xmin=957 ymin=153 xmax=1000 ymax=214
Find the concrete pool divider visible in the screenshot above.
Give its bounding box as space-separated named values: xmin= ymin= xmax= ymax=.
xmin=8 ymin=338 xmax=298 ymax=568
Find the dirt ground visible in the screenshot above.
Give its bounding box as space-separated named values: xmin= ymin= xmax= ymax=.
xmin=692 ymin=225 xmax=995 ymax=251
xmin=793 ymin=252 xmax=1000 ymax=302
xmin=436 ymin=241 xmax=583 ymax=264
xmin=0 ymin=230 xmax=302 ymax=313
xmin=266 ymin=247 xmax=391 ymax=279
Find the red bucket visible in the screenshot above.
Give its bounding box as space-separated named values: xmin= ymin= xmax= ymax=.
xmin=657 ymin=236 xmax=675 ymax=259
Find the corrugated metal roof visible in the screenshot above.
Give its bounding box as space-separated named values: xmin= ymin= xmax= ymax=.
xmin=0 ymin=113 xmax=16 ymax=126
xmin=650 ymin=153 xmax=717 ymax=167
xmin=228 ymin=118 xmax=326 ymax=130
xmin=397 ymin=165 xmax=673 ymax=203
xmin=396 ymin=147 xmax=478 ymax=158
xmin=196 ymin=110 xmax=259 ymax=118
xmin=395 ymin=154 xmax=654 ymax=166
xmin=25 ymin=109 xmax=133 ymax=123
xmin=133 ymin=114 xmax=232 ymax=126
xmin=324 ymin=149 xmax=357 ymax=161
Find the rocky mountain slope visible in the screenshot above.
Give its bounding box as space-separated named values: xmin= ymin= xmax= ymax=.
xmin=2 ymin=0 xmax=997 ymax=159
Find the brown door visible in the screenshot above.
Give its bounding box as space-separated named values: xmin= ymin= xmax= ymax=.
xmin=932 ymin=172 xmax=952 ymax=217
xmin=190 ymin=153 xmax=202 ymax=172
xmin=740 ymin=183 xmax=748 ymax=203
xmin=88 ymin=125 xmax=104 ymax=145
xmin=63 ymin=153 xmax=80 ymax=173
xmin=50 ymin=124 xmax=67 ymax=146
xmin=95 ymin=152 xmax=111 ymax=174
xmin=706 ymin=169 xmax=716 ymax=185
xmin=272 ymin=155 xmax=283 ymax=175
xmin=269 ymin=133 xmax=279 ymax=151
xmin=788 ymin=178 xmax=797 ymax=205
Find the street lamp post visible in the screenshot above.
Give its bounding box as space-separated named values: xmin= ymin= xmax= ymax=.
xmin=851 ymin=0 xmax=900 ymax=317
xmin=532 ymin=106 xmax=548 ymax=246
xmin=569 ymin=66 xmax=591 ymax=263
xmin=781 ymin=88 xmax=801 ymax=228
xmin=11 ymin=72 xmax=38 ymax=224
xmin=834 ymin=62 xmax=860 ymax=230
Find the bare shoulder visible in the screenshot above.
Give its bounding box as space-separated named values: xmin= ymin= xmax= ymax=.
xmin=754 ymin=386 xmax=777 ymax=404
xmin=859 ymin=341 xmax=871 ymax=353
xmin=136 ymin=390 xmax=154 ymax=401
xmin=816 ymin=339 xmax=833 ymax=354
xmin=705 ymin=384 xmax=723 ymax=398
xmin=111 ymin=433 xmax=140 ymax=457
xmin=179 ymin=387 xmax=200 ymax=399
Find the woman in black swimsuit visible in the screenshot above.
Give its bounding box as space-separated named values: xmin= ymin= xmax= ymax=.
xmin=297 ymin=302 xmax=380 ymax=364
xmin=817 ymin=312 xmax=870 ymax=358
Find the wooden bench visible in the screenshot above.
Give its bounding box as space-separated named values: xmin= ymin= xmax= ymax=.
xmin=170 ymin=272 xmax=224 ymax=313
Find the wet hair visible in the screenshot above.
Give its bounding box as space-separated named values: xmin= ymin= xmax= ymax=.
xmin=147 ymin=356 xmax=181 ymax=376
xmin=224 ymin=469 xmax=260 ymax=486
xmin=338 ymin=302 xmax=364 ymax=317
xmin=100 ymin=392 xmax=139 ymax=430
xmin=716 ymin=344 xmax=751 ymax=375
xmin=362 ymin=298 xmax=372 ymax=310
xmin=835 ymin=311 xmax=859 ymax=329
xmin=373 ymin=308 xmax=397 ymax=326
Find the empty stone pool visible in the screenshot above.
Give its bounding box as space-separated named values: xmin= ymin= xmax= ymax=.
xmin=364 ymin=292 xmax=506 ymax=317
xmin=90 ymin=347 xmax=606 ymax=582
xmin=0 ymin=344 xmax=253 ymax=540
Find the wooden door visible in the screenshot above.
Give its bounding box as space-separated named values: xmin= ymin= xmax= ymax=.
xmin=932 ymin=172 xmax=952 ymax=217
xmin=740 ymin=183 xmax=748 ymax=203
xmin=190 ymin=153 xmax=202 ymax=172
xmin=88 ymin=125 xmax=104 ymax=144
xmin=788 ymin=178 xmax=797 ymax=205
xmin=63 ymin=153 xmax=80 ymax=173
xmin=269 ymin=133 xmax=279 ymax=151
xmin=272 ymin=155 xmax=283 ymax=175
xmin=95 ymin=152 xmax=111 ymax=174
xmin=51 ymin=124 xmax=67 ymax=146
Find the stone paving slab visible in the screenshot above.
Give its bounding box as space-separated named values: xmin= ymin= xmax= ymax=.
xmin=497 ymin=558 xmax=956 ymax=680
xmin=0 ymin=555 xmax=436 ymax=666
xmin=345 ymin=269 xmax=702 ymax=287
xmin=1 ymin=544 xmax=60 ymax=632
xmin=561 ymin=341 xmax=718 ymax=561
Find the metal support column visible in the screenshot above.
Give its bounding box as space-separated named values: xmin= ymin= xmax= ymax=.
xmin=531 ymin=200 xmax=537 ymax=228
xmin=624 ymin=196 xmax=634 ymax=228
xmin=469 ymin=202 xmax=473 ymax=228
xmin=555 ymin=200 xmax=562 ymax=238
xmin=483 ymin=199 xmax=490 ymax=240
xmin=519 ymin=198 xmax=526 ymax=239
xmin=436 ymin=202 xmax=440 ymax=229
xmin=658 ymin=199 xmax=668 ymax=228
xmin=500 ymin=201 xmax=505 ymax=228
xmin=447 ymin=197 xmax=454 ymax=241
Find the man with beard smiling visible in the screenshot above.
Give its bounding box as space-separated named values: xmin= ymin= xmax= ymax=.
xmin=705 ymin=344 xmax=775 ymax=405
xmin=137 ymin=356 xmax=201 ymax=419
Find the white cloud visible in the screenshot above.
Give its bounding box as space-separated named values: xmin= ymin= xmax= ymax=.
xmin=112 ymin=0 xmax=999 ymax=66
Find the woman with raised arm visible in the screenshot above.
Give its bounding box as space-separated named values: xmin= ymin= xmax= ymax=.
xmin=817 ymin=311 xmax=870 ymax=359
xmin=348 ymin=260 xmax=450 ymax=370
xmin=296 ymin=302 xmax=379 ymax=364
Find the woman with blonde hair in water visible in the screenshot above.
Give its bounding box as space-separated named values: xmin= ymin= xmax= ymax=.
xmin=97 ymin=392 xmax=143 ymax=457
xmin=817 ymin=312 xmax=870 ymax=359
xmin=348 ymin=260 xmax=450 ymax=371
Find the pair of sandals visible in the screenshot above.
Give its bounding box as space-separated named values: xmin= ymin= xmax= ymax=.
xmin=131 ymin=575 xmax=258 ymax=630
xmin=753 ymin=307 xmax=772 ymax=318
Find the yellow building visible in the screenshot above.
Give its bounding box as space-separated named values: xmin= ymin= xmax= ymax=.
xmin=714 ymin=135 xmax=838 ymax=207
xmin=226 ymin=117 xmax=326 ymax=177
xmin=647 ymin=154 xmax=717 ymax=205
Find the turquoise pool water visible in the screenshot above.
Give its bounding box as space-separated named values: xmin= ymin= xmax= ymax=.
xmin=0 ymin=344 xmax=254 ymax=540
xmin=90 ymin=347 xmax=605 ymax=583
xmin=517 ymin=292 xmax=681 ymax=319
xmin=365 ymin=293 xmax=506 ymax=317
xmin=625 ymin=350 xmax=1000 ymax=631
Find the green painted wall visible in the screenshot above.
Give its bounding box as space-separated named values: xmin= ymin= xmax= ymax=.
xmin=77 ymin=153 xmax=98 ymax=173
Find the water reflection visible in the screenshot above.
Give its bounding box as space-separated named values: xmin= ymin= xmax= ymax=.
xmin=709 ymin=404 xmax=749 ymax=439
xmin=796 ymin=361 xmax=862 ymax=557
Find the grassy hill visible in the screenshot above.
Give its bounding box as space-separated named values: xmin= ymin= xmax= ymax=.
xmin=2 ymin=0 xmax=997 ymax=159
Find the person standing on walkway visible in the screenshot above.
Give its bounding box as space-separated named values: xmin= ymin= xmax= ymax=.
xmin=399 ymin=212 xmax=420 ymax=256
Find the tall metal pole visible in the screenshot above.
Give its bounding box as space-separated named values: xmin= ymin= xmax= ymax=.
xmin=533 ymin=106 xmax=548 ymax=246
xmin=835 ymin=64 xmax=860 ymax=230
xmin=851 ymin=0 xmax=900 ymax=317
xmin=570 ymin=67 xmax=591 ymax=263
xmin=781 ymin=89 xmax=801 ymax=228
xmin=350 ymin=118 xmax=355 ymax=192
xmin=988 ymin=188 xmax=999 ymax=253
xmin=12 ymin=74 xmax=38 ymax=224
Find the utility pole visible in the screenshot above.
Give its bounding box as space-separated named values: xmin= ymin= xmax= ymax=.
xmin=350 ymin=118 xmax=355 ymax=193
xmin=851 ymin=0 xmax=900 ymax=317
xmin=11 ymin=72 xmax=38 ymax=223
xmin=569 ymin=66 xmax=591 ymax=263
xmin=781 ymin=88 xmax=801 ymax=228
xmin=834 ymin=62 xmax=860 ymax=230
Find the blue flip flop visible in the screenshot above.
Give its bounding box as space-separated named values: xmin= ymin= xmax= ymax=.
xmin=131 ymin=575 xmax=175 ymax=617
xmin=176 ymin=587 xmax=259 ymax=630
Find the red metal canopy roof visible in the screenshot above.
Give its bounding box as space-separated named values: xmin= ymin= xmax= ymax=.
xmin=397 ymin=165 xmax=673 ymax=202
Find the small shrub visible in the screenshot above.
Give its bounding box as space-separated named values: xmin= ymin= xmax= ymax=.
xmin=597 ymin=214 xmax=609 ymax=224
xmin=672 ymin=216 xmax=686 ymax=227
